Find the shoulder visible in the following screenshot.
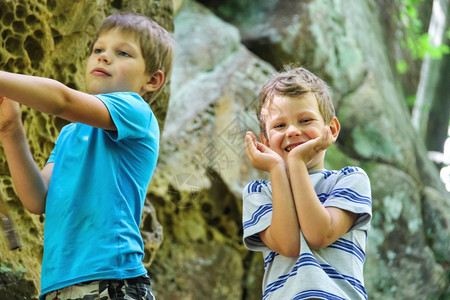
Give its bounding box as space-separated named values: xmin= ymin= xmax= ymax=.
xmin=314 ymin=167 xmax=371 ymax=203
xmin=320 ymin=167 xmax=372 ymax=213
xmin=336 ymin=166 xmax=371 ymax=187
xmin=95 ymin=92 xmax=149 ymax=110
xmin=338 ymin=166 xmax=368 ymax=176
xmin=94 ymin=92 xmax=156 ymax=140
xmin=317 ymin=167 xmax=369 ymax=182
xmin=95 ymin=92 xmax=142 ymax=101
xmin=243 ymin=180 xmax=271 ymax=196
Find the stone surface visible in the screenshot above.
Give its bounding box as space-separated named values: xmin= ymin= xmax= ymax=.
xmin=190 ymin=0 xmax=449 ymax=298
xmin=151 ymin=0 xmax=449 ymax=298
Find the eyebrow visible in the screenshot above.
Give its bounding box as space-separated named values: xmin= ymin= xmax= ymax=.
xmin=94 ymin=40 xmax=139 ymax=53
xmin=267 ymin=114 xmax=286 ymax=125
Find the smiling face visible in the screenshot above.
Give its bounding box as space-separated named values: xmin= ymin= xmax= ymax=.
xmin=261 ymin=93 xmax=332 ymax=170
xmin=85 ymin=28 xmax=152 ymax=96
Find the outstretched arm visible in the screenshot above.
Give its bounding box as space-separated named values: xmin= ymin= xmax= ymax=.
xmin=0 ymin=71 xmax=115 ymax=130
xmin=287 ymin=124 xmax=357 ymax=249
xmin=245 ymin=131 xmax=300 ymax=256
xmin=0 ymin=97 xmax=51 ymax=214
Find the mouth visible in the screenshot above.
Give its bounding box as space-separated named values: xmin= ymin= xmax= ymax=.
xmin=285 ymin=142 xmax=302 ymax=152
xmin=91 ymin=68 xmax=111 ymax=76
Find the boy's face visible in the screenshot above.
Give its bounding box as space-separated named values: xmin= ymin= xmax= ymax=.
xmin=85 ymin=29 xmax=152 ymax=96
xmin=261 ymin=93 xmax=334 ymax=170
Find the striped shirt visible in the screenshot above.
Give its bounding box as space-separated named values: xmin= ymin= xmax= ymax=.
xmin=242 ymin=167 xmax=372 ymax=300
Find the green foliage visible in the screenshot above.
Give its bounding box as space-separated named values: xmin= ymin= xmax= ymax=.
xmin=396 ymin=59 xmax=409 ymax=74
xmin=324 ymin=144 xmax=360 ymax=171
xmin=406 ymin=94 xmax=417 ymax=109
xmin=395 ymin=0 xmax=450 ymax=74
xmin=410 ymin=33 xmax=450 ymax=60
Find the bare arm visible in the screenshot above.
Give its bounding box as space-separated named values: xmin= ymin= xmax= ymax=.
xmin=288 ymin=160 xmax=356 ymax=249
xmin=0 ymin=71 xmax=115 ymax=130
xmin=287 ymin=126 xmax=357 ymax=249
xmin=245 ymin=132 xmax=300 ymax=256
xmin=0 ymin=98 xmax=51 ymax=214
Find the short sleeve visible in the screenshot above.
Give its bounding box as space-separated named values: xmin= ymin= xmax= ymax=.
xmin=242 ymin=180 xmax=273 ymax=251
xmin=95 ymin=92 xmax=152 ymax=141
xmin=322 ymin=167 xmax=372 ymax=231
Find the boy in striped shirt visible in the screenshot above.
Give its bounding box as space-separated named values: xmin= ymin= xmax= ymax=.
xmin=243 ymin=67 xmax=372 ymax=300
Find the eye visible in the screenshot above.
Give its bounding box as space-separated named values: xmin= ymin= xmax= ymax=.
xmin=93 ymin=48 xmax=103 ymax=54
xmin=118 ymin=50 xmax=131 ymax=57
xmin=274 ymin=123 xmax=285 ymax=129
xmin=299 ymin=118 xmax=313 ymax=124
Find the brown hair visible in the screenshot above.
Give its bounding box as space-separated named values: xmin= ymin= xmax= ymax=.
xmin=90 ymin=12 xmax=175 ymax=102
xmin=257 ymin=66 xmax=335 ymax=138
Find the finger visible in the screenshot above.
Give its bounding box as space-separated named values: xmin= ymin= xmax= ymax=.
xmin=316 ymin=127 xmax=333 ymax=150
xmin=247 ymin=131 xmax=261 ymax=150
xmin=299 ymin=130 xmax=329 ymax=154
xmin=245 ymin=132 xmax=257 ymax=157
xmin=255 ymin=141 xmax=268 ymax=152
xmin=247 ymin=131 xmax=258 ymax=145
xmin=324 ymin=126 xmax=333 ymax=143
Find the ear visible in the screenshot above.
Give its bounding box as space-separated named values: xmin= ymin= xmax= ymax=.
xmin=141 ymin=70 xmax=165 ymax=94
xmin=328 ymin=117 xmax=340 ymax=142
xmin=259 ymin=132 xmax=270 ymax=147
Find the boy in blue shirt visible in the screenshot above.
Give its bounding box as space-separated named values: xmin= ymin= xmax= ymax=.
xmin=243 ymin=67 xmax=372 ymax=299
xmin=0 ymin=12 xmax=174 ymax=300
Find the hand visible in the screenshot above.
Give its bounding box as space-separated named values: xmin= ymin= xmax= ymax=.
xmin=287 ymin=126 xmax=334 ymax=165
xmin=0 ymin=96 xmax=22 ymax=136
xmin=245 ymin=131 xmax=284 ymax=172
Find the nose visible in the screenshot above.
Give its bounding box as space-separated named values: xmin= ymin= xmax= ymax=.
xmin=286 ymin=124 xmax=301 ymax=138
xmin=97 ymin=52 xmax=111 ymax=64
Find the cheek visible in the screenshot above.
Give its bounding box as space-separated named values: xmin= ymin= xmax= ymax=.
xmin=86 ymin=55 xmax=96 ymax=67
xmin=268 ymin=132 xmax=284 ymax=146
xmin=85 ymin=58 xmax=97 ymax=78
xmin=302 ymin=128 xmax=321 ymax=139
xmin=121 ymin=67 xmax=141 ymax=83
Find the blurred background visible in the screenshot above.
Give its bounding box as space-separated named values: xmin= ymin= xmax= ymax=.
xmin=0 ymin=0 xmax=448 ymax=299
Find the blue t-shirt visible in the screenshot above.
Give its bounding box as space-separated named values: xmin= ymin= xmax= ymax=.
xmin=40 ymin=92 xmax=159 ymax=297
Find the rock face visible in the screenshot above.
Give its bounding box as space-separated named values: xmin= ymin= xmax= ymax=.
xmin=0 ymin=0 xmax=449 ymax=299
xmin=150 ymin=0 xmax=450 ymax=299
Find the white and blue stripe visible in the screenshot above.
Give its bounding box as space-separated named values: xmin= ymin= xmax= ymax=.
xmin=242 ymin=167 xmax=372 ymax=300
xmin=328 ymin=238 xmax=366 ymax=263
xmin=292 ymin=290 xmax=347 ymax=300
xmin=317 ymin=188 xmax=371 ymax=208
xmin=247 ymin=180 xmax=270 ymax=193
xmin=243 ymin=203 xmax=272 ymax=230
xmin=264 ymin=251 xmax=279 ymax=269
xmin=262 ymin=254 xmax=321 ymax=299
xmin=263 ymin=254 xmax=367 ymax=300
